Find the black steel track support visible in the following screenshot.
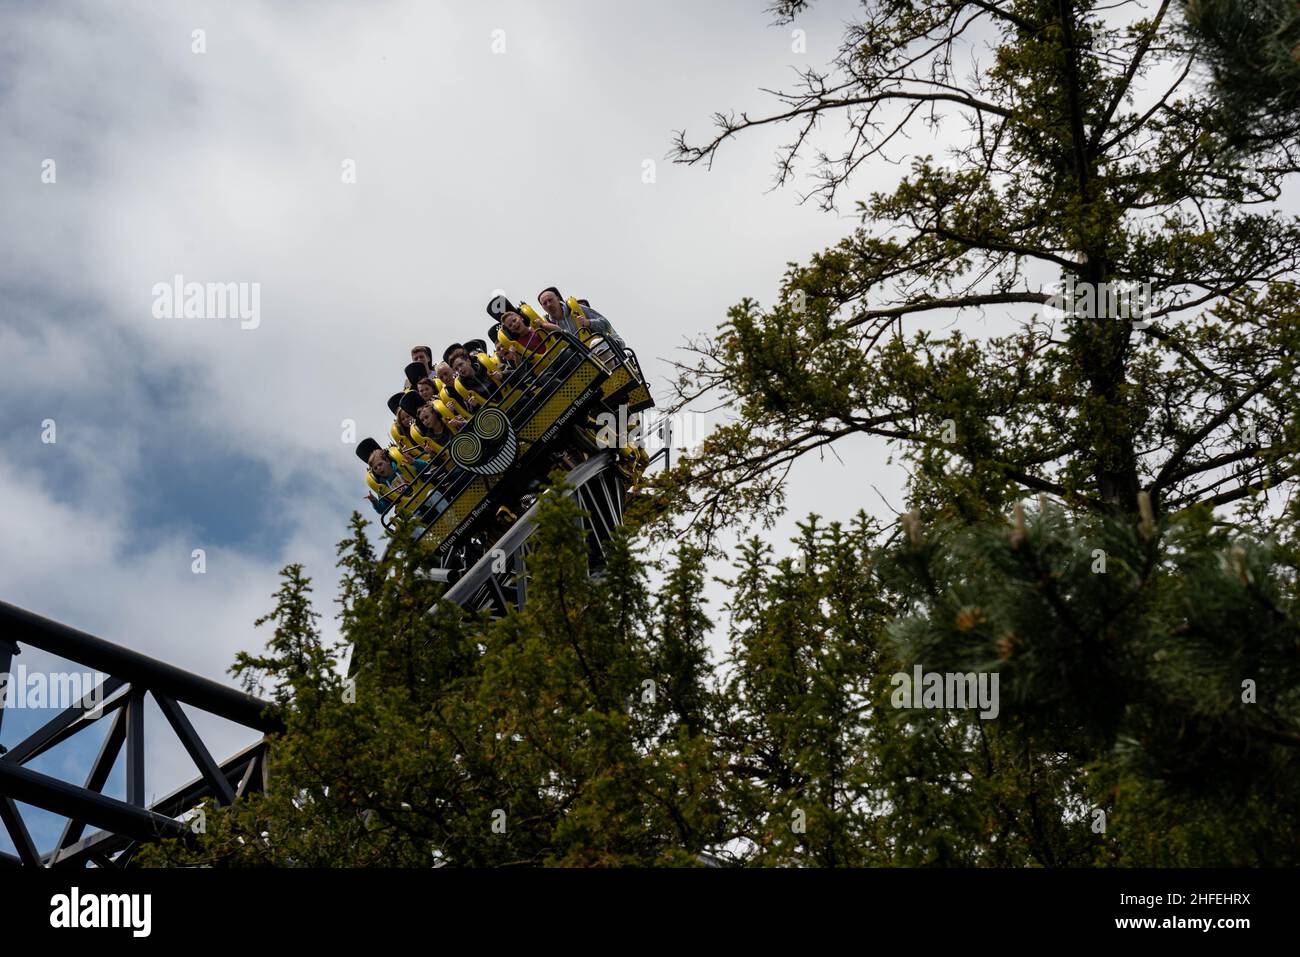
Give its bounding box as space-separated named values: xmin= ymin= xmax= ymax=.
xmin=0 ymin=601 xmax=278 ymax=867
xmin=55 ymin=708 xmax=127 ymax=855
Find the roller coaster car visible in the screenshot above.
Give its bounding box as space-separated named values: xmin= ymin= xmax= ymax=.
xmin=381 ymin=329 xmax=654 ymax=566
xmin=587 ymin=333 xmax=654 ymax=416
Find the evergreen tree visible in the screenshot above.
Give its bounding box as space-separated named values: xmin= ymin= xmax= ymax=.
xmin=137 ymin=493 xmax=1300 ymax=866
xmin=878 ymin=500 xmax=1300 ymax=865
xmin=1180 ymin=0 xmax=1300 ymax=136
xmin=716 ymin=516 xmax=890 ymax=865
xmin=139 ymin=481 xmax=725 ymax=867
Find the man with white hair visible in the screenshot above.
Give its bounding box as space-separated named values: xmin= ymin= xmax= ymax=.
xmin=537 ymin=286 xmax=624 ymax=347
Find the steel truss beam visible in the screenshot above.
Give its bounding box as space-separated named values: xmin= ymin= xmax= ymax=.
xmin=0 ymin=601 xmax=280 ymax=868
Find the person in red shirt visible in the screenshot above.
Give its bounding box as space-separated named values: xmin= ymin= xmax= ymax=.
xmin=501 ymin=310 xmax=546 ymax=354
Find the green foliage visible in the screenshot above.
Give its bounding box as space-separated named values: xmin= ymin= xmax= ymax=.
xmin=139 ymin=503 xmax=879 ymax=867
xmin=660 ymin=0 xmax=1300 ymax=542
xmin=138 ymin=490 xmax=1300 ymax=867
xmin=139 ymin=487 xmax=728 ymax=867
xmin=880 ymin=502 xmax=1300 ymax=865
xmin=1180 ymin=0 xmax=1300 ymax=136
xmin=718 ymin=516 xmax=889 ymax=865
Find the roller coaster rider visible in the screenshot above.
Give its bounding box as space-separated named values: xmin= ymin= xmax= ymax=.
xmin=387 ymin=392 xmax=415 ymax=448
xmin=429 ymin=362 xmax=471 ymax=422
xmin=356 ymin=286 xmax=654 ymax=560
xmin=500 ymin=309 xmax=546 ymax=355
xmin=404 ymin=361 xmax=454 ymax=423
xmin=414 ymin=376 xmax=438 ymax=404
xmin=537 ymin=286 xmax=623 ymax=347
xmin=406 ymin=392 xmax=458 ymax=454
xmin=356 ymin=437 xmax=439 ymax=519
xmin=450 ymin=353 xmax=498 ymax=410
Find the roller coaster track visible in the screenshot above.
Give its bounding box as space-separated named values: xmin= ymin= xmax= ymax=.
xmin=0 ymin=450 xmax=636 ymax=867
xmin=433 ymin=450 xmax=626 ymax=616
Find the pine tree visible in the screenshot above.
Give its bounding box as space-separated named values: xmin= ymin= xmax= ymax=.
xmin=139 ymin=479 xmax=729 ymax=867
xmin=879 ymin=501 xmax=1300 ymax=865
xmin=717 ymin=516 xmax=890 ymax=866
xmin=1180 ymin=0 xmax=1300 ymax=137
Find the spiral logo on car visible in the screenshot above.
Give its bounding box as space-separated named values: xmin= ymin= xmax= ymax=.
xmin=475 ymin=406 xmax=509 ymax=442
xmin=450 ymin=432 xmax=483 ymax=468
xmin=447 ymin=410 xmax=519 ymax=476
